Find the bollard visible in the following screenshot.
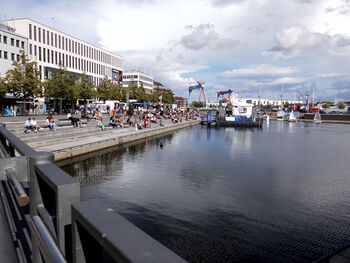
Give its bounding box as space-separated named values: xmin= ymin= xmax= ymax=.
xmin=6 ymin=168 xmax=30 ymax=206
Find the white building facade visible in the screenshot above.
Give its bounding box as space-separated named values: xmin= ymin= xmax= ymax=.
xmin=122 ymin=71 xmax=154 ymax=91
xmin=0 ymin=23 xmax=28 ymax=78
xmin=9 ymin=18 xmax=123 ymax=86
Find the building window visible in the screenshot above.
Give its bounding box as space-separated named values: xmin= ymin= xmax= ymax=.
xmin=62 ymin=37 xmax=65 ymax=50
xmin=47 ymin=49 xmax=50 ymax=63
xmin=3 ymin=36 xmax=7 ymax=44
xmin=21 ymin=41 xmax=25 ymax=49
xmin=29 ymin=24 xmax=32 ymax=39
xmin=16 ymin=39 xmax=19 ymax=47
xmin=51 ymin=50 xmax=54 ymax=64
xmin=0 ymin=50 xmax=2 ymax=58
xmin=47 ymin=31 xmax=50 ymax=45
xmin=72 ymin=40 xmax=74 ymax=53
xmin=38 ymin=47 xmax=41 ymax=61
xmin=55 ymin=34 xmax=57 ymax=47
xmin=69 ymin=39 xmax=71 ymax=52
xmin=75 ymin=42 xmax=77 ymax=54
xmin=11 ymin=53 xmax=15 ymax=61
xmin=66 ymin=38 xmax=68 ymax=51
xmin=34 ymin=26 xmax=37 ymax=41
xmin=43 ymin=47 xmax=46 ymax=62
xmin=29 ymin=44 xmax=32 ymax=55
xmin=17 ymin=54 xmax=20 ymax=62
xmin=11 ymin=38 xmax=14 ymax=46
xmin=34 ymin=45 xmax=37 ymax=57
xmin=51 ymin=32 xmax=53 ymax=46
xmin=38 ymin=28 xmax=41 ymax=42
xmin=55 ymin=51 xmax=57 ymax=65
xmin=4 ymin=51 xmax=8 ymax=59
xmin=43 ymin=29 xmax=45 ymax=44
xmin=58 ymin=35 xmax=61 ymax=49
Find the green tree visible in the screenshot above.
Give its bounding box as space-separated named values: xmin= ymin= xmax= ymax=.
xmin=77 ymin=74 xmax=96 ymax=114
xmin=0 ymin=78 xmax=7 ymax=100
xmin=192 ymin=101 xmax=204 ymax=108
xmin=4 ymin=52 xmax=42 ymax=112
xmin=283 ymin=101 xmax=290 ymax=108
xmin=322 ymin=101 xmax=330 ymax=109
xmin=135 ymin=82 xmax=146 ymax=102
xmin=97 ymin=79 xmax=112 ymax=101
xmin=128 ymin=81 xmax=138 ymax=100
xmin=44 ymin=65 xmax=78 ymax=114
xmin=337 ymin=101 xmax=346 ymax=110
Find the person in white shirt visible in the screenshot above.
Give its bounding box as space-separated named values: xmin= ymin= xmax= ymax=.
xmin=24 ymin=118 xmax=34 ymax=133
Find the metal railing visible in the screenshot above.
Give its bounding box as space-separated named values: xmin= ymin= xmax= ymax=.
xmin=0 ymin=123 xmax=186 ymax=263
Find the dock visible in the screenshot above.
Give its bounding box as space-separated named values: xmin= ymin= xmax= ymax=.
xmin=1 ymin=116 xmax=200 ymax=161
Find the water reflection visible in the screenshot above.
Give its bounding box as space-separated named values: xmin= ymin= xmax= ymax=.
xmin=62 ymin=122 xmax=350 ymax=263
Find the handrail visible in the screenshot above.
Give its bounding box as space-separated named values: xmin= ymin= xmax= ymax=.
xmin=29 ymin=215 xmax=66 ymax=263
xmin=0 ymin=124 xmax=37 ymax=156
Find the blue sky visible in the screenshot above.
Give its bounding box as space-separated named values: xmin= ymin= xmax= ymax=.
xmin=2 ymin=0 xmax=350 ymax=102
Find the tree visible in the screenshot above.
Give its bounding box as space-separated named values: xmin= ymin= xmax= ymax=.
xmin=97 ymin=80 xmax=126 ymax=101
xmin=4 ymin=52 xmax=41 ymax=112
xmin=77 ymin=74 xmax=96 ymax=115
xmin=44 ymin=65 xmax=78 ymax=114
xmin=192 ymin=101 xmax=204 ymax=108
xmin=283 ymin=101 xmax=290 ymax=109
xmin=135 ymin=82 xmax=146 ymax=102
xmin=127 ymin=81 xmax=138 ymax=100
xmin=337 ymin=101 xmax=346 ymax=110
xmin=322 ymin=101 xmax=330 ymax=109
xmin=0 ymin=78 xmax=7 ymax=100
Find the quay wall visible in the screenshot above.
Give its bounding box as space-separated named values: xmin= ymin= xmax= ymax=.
xmin=54 ymin=120 xmax=199 ymax=161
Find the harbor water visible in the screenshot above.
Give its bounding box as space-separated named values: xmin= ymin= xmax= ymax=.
xmin=62 ymin=121 xmax=350 ymax=263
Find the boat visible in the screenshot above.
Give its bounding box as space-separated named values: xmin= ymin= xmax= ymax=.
xmin=220 ymin=100 xmax=263 ymax=127
xmin=313 ymin=112 xmax=321 ymax=124
xmin=288 ymin=111 xmax=297 ymax=122
xmin=201 ymin=109 xmax=219 ymax=127
xmin=277 ymin=110 xmax=286 ymax=120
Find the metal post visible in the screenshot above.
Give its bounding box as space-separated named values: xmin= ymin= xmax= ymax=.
xmin=5 ymin=168 xmax=30 ymax=206
xmin=28 ymin=151 xmax=54 ymax=263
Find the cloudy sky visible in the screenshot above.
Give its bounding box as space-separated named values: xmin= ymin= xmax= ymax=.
xmin=2 ymin=0 xmax=350 ymax=101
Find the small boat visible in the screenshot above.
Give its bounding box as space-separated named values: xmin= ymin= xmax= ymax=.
xmin=313 ymin=112 xmax=321 ymax=124
xmin=277 ymin=110 xmax=286 ymax=120
xmin=289 ymin=111 xmax=297 ymax=122
xmin=201 ymin=109 xmax=219 ymax=127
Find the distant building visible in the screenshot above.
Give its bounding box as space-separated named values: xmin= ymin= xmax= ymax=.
xmin=122 ymin=70 xmax=153 ymax=91
xmin=175 ymin=96 xmax=188 ymax=108
xmin=0 ymin=23 xmax=28 ymax=78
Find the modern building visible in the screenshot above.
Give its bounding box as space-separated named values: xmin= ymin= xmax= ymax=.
xmin=122 ymin=70 xmax=153 ymax=91
xmin=8 ymin=18 xmax=123 ymax=86
xmin=0 ymin=23 xmax=28 ymax=78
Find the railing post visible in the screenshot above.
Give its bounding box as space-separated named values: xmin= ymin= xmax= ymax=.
xmin=28 ymin=151 xmax=54 ymax=263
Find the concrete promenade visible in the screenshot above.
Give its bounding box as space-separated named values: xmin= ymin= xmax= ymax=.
xmin=0 ymin=114 xmax=200 ymax=161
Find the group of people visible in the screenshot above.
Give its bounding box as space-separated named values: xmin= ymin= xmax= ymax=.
xmin=24 ymin=117 xmax=41 ymax=133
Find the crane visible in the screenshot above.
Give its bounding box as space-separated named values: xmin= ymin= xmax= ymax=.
xmin=217 ymin=89 xmax=234 ymax=104
xmin=188 ymin=80 xmax=206 ymax=105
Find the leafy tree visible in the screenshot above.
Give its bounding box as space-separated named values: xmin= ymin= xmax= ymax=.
xmin=322 ymin=101 xmax=330 ymax=109
xmin=128 ymin=81 xmax=138 ymax=100
xmin=4 ymin=52 xmax=41 ymax=112
xmin=192 ymin=101 xmax=205 ymax=108
xmin=97 ymin=80 xmax=126 ymax=101
xmin=77 ymin=74 xmax=96 ymax=114
xmin=0 ymin=78 xmax=7 ymax=100
xmin=283 ymin=101 xmax=290 ymax=108
xmin=44 ymin=65 xmax=77 ymax=113
xmin=337 ymin=101 xmax=346 ymax=110
xmin=135 ymin=82 xmax=146 ymax=102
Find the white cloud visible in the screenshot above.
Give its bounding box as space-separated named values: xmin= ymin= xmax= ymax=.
xmin=266 ymin=27 xmax=331 ymax=59
xmin=220 ymin=64 xmax=299 ymax=78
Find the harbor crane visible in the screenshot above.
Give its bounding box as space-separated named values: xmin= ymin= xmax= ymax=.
xmin=188 ymin=80 xmax=206 ymax=105
xmin=217 ymin=89 xmax=234 ymax=104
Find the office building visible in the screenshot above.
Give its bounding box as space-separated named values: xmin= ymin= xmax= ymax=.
xmin=9 ymin=18 xmax=123 ymax=86
xmin=122 ymin=70 xmax=153 ymax=91
xmin=0 ymin=23 xmax=28 ymax=78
